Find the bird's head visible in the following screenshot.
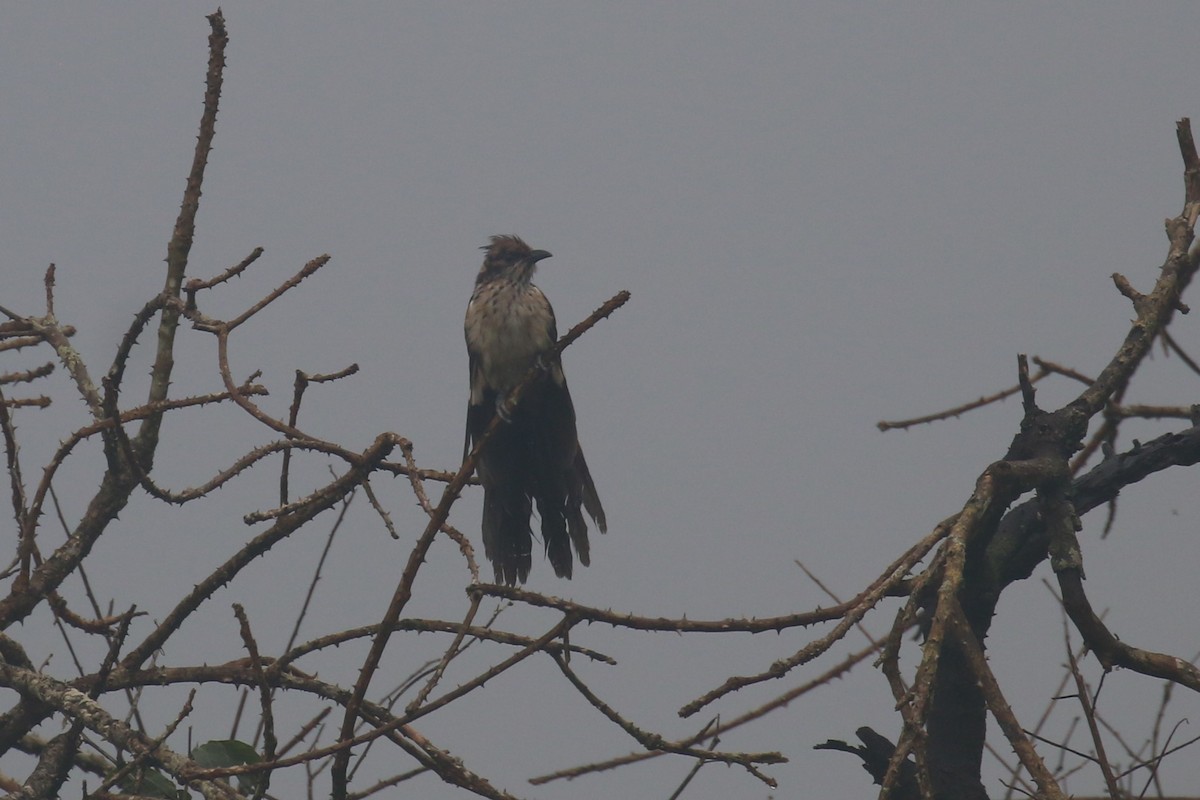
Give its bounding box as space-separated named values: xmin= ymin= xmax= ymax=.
xmin=477 ymin=234 xmax=552 ymax=285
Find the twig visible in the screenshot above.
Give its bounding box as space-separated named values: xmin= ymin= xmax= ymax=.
xmin=406 ymin=591 xmax=483 ymax=714
xmin=233 ymin=604 xmax=277 ymax=799
xmin=878 ymin=369 xmax=1049 ymax=431
xmin=551 ymin=650 xmax=783 ymax=786
xmin=533 ymin=639 xmax=878 ymax=785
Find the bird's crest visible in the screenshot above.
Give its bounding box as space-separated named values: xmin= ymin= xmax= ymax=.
xmin=481 ymin=234 xmax=532 ymax=256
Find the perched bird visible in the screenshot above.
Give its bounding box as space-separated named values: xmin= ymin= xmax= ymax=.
xmin=464 ymin=235 xmax=607 ymax=584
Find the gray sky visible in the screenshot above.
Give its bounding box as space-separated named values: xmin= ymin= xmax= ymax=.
xmin=4 ymin=4 xmax=1200 ymax=798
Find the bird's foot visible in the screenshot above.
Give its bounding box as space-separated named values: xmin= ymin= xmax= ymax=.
xmin=495 ymin=395 xmax=515 ymax=423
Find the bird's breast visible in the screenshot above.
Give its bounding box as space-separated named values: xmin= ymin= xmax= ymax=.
xmin=466 ymin=282 xmax=556 ymax=393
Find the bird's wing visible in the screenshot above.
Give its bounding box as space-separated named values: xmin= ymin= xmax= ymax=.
xmin=536 ymin=287 xmax=569 ymax=387
xmin=464 ymin=348 xmax=487 ymax=462
xmin=544 ymin=291 xmax=559 ymax=342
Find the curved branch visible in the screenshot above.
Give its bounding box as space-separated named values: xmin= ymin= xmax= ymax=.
xmin=134 ymin=9 xmax=228 ymax=466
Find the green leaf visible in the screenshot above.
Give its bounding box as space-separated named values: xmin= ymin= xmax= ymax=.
xmin=191 ymin=738 xmax=264 ymax=795
xmin=189 ymin=739 xmax=260 ymax=769
xmin=115 ymin=766 xmax=185 ymax=799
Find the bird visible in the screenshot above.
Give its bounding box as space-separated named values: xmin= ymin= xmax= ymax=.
xmin=464 ymin=234 xmax=607 ymax=585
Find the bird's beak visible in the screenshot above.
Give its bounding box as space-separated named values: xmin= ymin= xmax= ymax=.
xmin=530 ymin=249 xmax=552 ymax=262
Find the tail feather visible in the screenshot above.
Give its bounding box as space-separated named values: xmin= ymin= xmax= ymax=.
xmin=482 ymin=485 xmax=532 ymax=585
xmin=565 ymin=501 xmax=590 ymax=568
xmin=537 ymin=446 xmax=603 ymax=575
xmin=538 ymin=498 xmax=574 ymax=579
xmin=574 ymin=447 xmax=607 ymax=535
